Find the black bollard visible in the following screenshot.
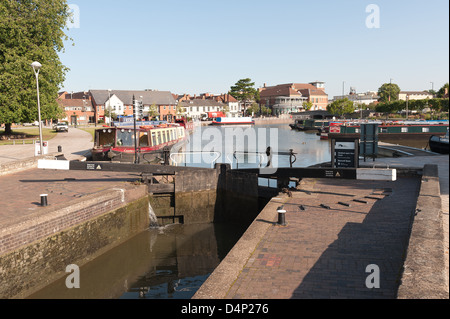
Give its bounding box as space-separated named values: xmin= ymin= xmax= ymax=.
xmin=40 ymin=194 xmax=48 ymax=207
xmin=58 ymin=145 xmax=62 ymax=152
xmin=277 ymin=206 xmax=286 ymax=226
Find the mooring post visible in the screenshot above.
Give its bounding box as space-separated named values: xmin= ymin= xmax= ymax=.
xmin=40 ymin=194 xmax=48 ymax=207
xmin=277 ymin=205 xmax=286 ymax=226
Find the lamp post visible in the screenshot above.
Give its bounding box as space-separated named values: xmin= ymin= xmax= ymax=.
xmin=108 ymin=89 xmax=112 ymax=125
xmin=31 ymin=61 xmax=44 ymax=156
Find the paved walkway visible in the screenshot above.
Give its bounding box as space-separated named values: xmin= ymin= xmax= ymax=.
xmin=196 ymin=155 xmax=449 ymax=299
xmin=0 ymin=127 xmax=93 ymax=164
xmin=359 ymin=155 xmax=449 ymax=293
xmin=222 ymin=177 xmax=421 ymax=299
xmin=0 ymin=168 xmax=140 ymax=230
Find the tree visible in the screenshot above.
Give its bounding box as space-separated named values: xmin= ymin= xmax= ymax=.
xmin=378 ymin=83 xmax=401 ymax=103
xmin=0 ymin=0 xmax=71 ymax=134
xmin=437 ymin=83 xmax=449 ymax=98
xmin=229 ymin=78 xmax=258 ymax=116
xmin=327 ymin=98 xmax=355 ymax=117
xmin=148 ymin=104 xmax=159 ymax=119
xmin=302 ymin=101 xmax=313 ymax=111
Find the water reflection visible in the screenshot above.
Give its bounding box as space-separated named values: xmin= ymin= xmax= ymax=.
xmin=29 ymin=223 xmax=247 ymax=299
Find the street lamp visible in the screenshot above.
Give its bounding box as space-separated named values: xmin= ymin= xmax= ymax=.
xmin=31 ymin=61 xmax=44 ymax=156
xmin=108 ymin=89 xmax=112 ymax=125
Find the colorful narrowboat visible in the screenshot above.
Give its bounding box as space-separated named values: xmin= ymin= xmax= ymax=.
xmin=91 ymin=123 xmax=187 ymax=163
xmin=327 ymin=120 xmax=449 ymax=140
xmin=290 ymin=119 xmax=329 ymax=132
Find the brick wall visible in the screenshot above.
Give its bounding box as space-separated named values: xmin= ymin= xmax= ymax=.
xmin=0 ymin=186 xmax=149 ymax=299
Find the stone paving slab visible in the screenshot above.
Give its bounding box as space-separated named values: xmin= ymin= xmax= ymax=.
xmin=221 ymin=177 xmax=421 ymax=299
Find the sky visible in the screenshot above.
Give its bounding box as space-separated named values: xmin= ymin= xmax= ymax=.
xmin=59 ymin=0 xmax=450 ymax=98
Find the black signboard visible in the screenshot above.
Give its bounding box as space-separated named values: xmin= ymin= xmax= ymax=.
xmin=332 ymin=138 xmax=359 ymax=168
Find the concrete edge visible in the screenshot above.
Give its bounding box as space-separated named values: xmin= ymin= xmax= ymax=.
xmin=0 ymin=153 xmax=65 ymax=176
xmin=193 ymin=194 xmax=289 ymax=299
xmin=397 ymin=164 xmax=448 ymax=299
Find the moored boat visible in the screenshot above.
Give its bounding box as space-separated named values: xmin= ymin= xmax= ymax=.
xmin=326 ymin=120 xmax=449 ymax=140
xmin=91 ymin=123 xmax=187 ymax=163
xmin=210 ymin=117 xmax=255 ymax=125
xmin=290 ymin=119 xmax=329 ymax=132
xmin=429 ymin=129 xmax=449 ymax=154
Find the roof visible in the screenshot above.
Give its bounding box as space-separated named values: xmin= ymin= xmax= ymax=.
xmin=179 ymin=99 xmax=226 ymax=107
xmin=90 ymin=90 xmax=176 ymax=105
xmin=57 ymin=98 xmax=92 ymax=107
xmin=400 ymin=91 xmax=433 ymax=95
xmin=260 ymin=83 xmax=328 ymax=98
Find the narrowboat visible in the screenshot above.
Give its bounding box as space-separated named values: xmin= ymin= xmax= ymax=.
xmin=290 ymin=119 xmax=329 ymax=132
xmin=327 ymin=120 xmax=449 ymax=140
xmin=210 ymin=117 xmax=255 ymax=125
xmin=91 ymin=123 xmax=187 ymax=163
xmin=429 ymin=129 xmax=449 ymax=154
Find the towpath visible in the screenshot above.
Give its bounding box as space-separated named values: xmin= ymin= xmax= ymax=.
xmin=195 ymin=155 xmax=449 ymax=299
xmin=0 ymin=127 xmax=93 ymax=164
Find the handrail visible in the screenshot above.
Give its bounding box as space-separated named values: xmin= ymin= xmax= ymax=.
xmin=169 ymin=151 xmax=221 ymax=168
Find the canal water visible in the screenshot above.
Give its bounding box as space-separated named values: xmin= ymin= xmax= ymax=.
xmin=28 ymin=124 xmax=334 ymax=299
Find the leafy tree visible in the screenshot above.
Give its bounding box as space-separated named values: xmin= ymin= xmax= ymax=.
xmin=327 ymin=98 xmax=355 ymax=117
xmin=437 ymin=83 xmax=449 ymax=98
xmin=302 ymin=101 xmax=313 ymax=111
xmin=148 ymin=104 xmax=159 ymax=119
xmin=0 ymin=0 xmax=71 ymax=134
xmin=378 ymin=83 xmax=401 ymax=103
xmin=229 ymin=78 xmax=258 ymax=115
xmin=176 ymin=102 xmax=185 ymax=117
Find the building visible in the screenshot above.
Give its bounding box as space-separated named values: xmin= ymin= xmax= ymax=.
xmin=174 ymin=93 xmax=242 ymax=119
xmin=57 ymin=91 xmax=95 ymax=125
xmin=398 ymin=91 xmax=434 ymax=101
xmin=333 ymin=89 xmax=379 ymax=107
xmin=90 ymin=90 xmax=177 ymax=123
xmin=178 ymin=98 xmax=227 ymax=120
xmin=259 ymin=82 xmax=328 ymax=115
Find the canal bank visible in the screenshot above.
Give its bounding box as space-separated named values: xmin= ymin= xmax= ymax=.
xmin=194 ymin=156 xmax=449 ymax=299
xmin=0 ymin=159 xmax=266 ymax=298
xmin=0 ymin=166 xmax=150 ymax=299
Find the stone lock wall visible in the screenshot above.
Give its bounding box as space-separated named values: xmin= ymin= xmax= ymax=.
xmin=0 ymin=189 xmax=149 ymax=299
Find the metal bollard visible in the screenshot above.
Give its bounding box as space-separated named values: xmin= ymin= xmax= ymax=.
xmin=40 ymin=194 xmax=48 ymax=207
xmin=277 ymin=206 xmax=286 ymax=226
xmin=58 ymin=145 xmax=62 ymax=152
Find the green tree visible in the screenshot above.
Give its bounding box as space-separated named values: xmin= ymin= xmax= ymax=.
xmin=437 ymin=83 xmax=449 ymax=98
xmin=176 ymin=102 xmax=185 ymax=117
xmin=378 ymin=83 xmax=401 ymax=103
xmin=327 ymin=98 xmax=355 ymax=117
xmin=148 ymin=104 xmax=159 ymax=119
xmin=229 ymin=78 xmax=258 ymax=115
xmin=0 ymin=0 xmax=71 ymax=134
xmin=302 ymin=101 xmax=313 ymax=111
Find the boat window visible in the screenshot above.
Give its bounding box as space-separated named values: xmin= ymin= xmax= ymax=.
xmin=170 ymin=129 xmax=175 ymax=141
xmin=422 ymin=127 xmax=430 ymax=133
xmin=401 ymin=127 xmax=408 ymax=133
xmin=97 ymin=129 xmax=115 ymax=147
xmin=139 ymin=132 xmax=149 ymax=147
xmin=151 ymin=132 xmax=157 ymax=146
xmin=158 ymin=131 xmax=164 ymax=144
xmin=117 ymin=129 xmax=135 ymax=147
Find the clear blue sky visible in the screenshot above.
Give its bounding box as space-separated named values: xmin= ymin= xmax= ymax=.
xmin=60 ymin=0 xmax=449 ymax=98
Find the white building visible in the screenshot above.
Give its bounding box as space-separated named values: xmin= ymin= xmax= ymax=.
xmin=398 ymin=91 xmax=434 ymax=101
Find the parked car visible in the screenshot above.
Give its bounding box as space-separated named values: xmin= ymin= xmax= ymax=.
xmin=54 ymin=122 xmax=69 ymax=132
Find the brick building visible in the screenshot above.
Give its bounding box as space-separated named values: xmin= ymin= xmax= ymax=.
xmin=259 ymin=82 xmax=329 ymax=115
xmin=89 ymin=90 xmax=177 ymax=123
xmin=57 ymin=91 xmax=95 ymax=125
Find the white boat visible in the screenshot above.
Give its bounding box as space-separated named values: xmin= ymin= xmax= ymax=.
xmin=210 ymin=117 xmax=255 ymax=125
